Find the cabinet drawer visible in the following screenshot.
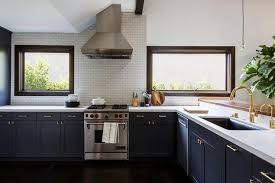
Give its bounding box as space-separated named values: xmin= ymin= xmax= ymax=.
xmin=154 ymin=113 xmax=177 ymax=125
xmin=61 ymin=113 xmax=83 ymax=121
xmin=130 ymin=113 xmax=154 ymax=120
xmin=0 ymin=113 xmax=12 ymax=121
xmin=13 ymin=113 xmax=36 ymax=121
xmin=37 ymin=113 xmax=60 ymax=121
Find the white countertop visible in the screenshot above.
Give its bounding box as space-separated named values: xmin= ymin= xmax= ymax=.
xmin=130 ymin=105 xmax=275 ymax=166
xmin=0 ymin=105 xmax=86 ymax=112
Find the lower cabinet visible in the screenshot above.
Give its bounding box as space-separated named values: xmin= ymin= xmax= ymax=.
xmin=0 ymin=120 xmax=13 ymax=157
xmin=190 ymin=132 xmax=204 ymax=183
xmin=189 ymin=120 xmax=225 ymax=183
xmin=37 ymin=120 xmax=61 ymax=157
xmin=13 ymin=120 xmax=36 ymax=157
xmin=0 ymin=112 xmax=84 ymax=159
xmin=129 ymin=112 xmax=176 ymax=158
xmin=225 ymin=143 xmax=252 ymax=183
xmin=62 ymin=120 xmax=84 ymax=157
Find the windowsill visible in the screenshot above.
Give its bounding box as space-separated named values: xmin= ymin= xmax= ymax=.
xmin=14 ymin=91 xmax=72 ymax=96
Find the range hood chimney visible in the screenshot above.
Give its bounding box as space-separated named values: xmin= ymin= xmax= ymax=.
xmin=81 ymin=4 xmax=133 ymax=59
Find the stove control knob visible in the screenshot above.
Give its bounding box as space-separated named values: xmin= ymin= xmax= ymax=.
xmin=95 ymin=114 xmax=99 ymax=118
xmin=105 ymin=115 xmax=109 ymax=119
xmin=90 ymin=114 xmax=94 ymax=118
xmin=115 ymin=114 xmax=119 ymax=118
xmin=119 ymin=114 xmax=123 ymax=118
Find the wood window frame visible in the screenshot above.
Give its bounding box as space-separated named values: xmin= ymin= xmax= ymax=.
xmin=14 ymin=45 xmax=74 ymax=96
xmin=147 ymin=46 xmax=235 ymax=97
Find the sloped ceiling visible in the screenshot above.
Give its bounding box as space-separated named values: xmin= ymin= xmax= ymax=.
xmin=0 ymin=0 xmax=136 ymax=33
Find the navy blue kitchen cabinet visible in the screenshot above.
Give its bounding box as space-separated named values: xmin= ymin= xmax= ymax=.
xmin=252 ymin=156 xmax=275 ymax=182
xmin=0 ymin=27 xmax=11 ymax=106
xmin=61 ymin=113 xmax=84 ymax=157
xmin=225 ymin=142 xmax=252 ymax=183
xmin=13 ymin=113 xmax=37 ymax=157
xmin=0 ymin=112 xmax=84 ymax=159
xmin=190 ymin=132 xmax=204 ymax=183
xmin=189 ymin=119 xmax=226 ymax=183
xmin=129 ymin=112 xmax=176 ymax=159
xmin=37 ymin=120 xmax=61 ymax=157
xmin=0 ymin=113 xmax=13 ymax=157
xmin=37 ymin=112 xmax=84 ymax=158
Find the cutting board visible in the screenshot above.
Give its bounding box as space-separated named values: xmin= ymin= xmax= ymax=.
xmin=183 ymin=106 xmax=209 ymax=114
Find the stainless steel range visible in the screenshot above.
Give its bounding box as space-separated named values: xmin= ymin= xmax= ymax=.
xmin=84 ymin=104 xmax=129 ymax=160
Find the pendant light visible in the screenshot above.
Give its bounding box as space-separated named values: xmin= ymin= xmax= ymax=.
xmin=240 ymin=0 xmax=246 ymax=51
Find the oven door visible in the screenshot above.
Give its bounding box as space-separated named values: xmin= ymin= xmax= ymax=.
xmin=84 ymin=120 xmax=128 ymax=153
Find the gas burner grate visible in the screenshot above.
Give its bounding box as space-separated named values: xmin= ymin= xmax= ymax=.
xmin=112 ymin=104 xmax=128 ymax=109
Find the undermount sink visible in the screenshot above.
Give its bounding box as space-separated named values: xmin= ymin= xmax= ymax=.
xmin=202 ymin=117 xmax=264 ymax=130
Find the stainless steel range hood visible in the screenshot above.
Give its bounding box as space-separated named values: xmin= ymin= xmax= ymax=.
xmin=81 ymin=4 xmax=133 ymax=59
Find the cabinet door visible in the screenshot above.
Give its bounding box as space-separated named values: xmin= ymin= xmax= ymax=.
xmin=204 ymin=130 xmax=225 ymax=183
xmin=151 ymin=124 xmax=175 ymax=157
xmin=13 ymin=120 xmax=36 ymax=157
xmin=37 ymin=121 xmax=61 ymax=157
xmin=204 ymin=142 xmax=225 ymax=183
xmin=0 ymin=121 xmax=12 ymax=157
xmin=61 ymin=120 xmax=84 ymax=158
xmin=225 ymin=143 xmax=252 ymax=183
xmin=190 ymin=132 xmax=204 ymax=183
xmin=129 ymin=123 xmax=154 ymax=157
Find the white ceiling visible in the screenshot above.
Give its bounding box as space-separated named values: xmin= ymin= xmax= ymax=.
xmin=0 ymin=0 xmax=136 ymax=33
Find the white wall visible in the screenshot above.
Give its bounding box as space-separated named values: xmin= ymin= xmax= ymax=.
xmin=145 ymin=0 xmax=275 ymax=105
xmin=11 ymin=13 xmax=146 ymax=105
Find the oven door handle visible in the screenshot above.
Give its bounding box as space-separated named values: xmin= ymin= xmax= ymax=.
xmin=85 ymin=123 xmax=126 ymax=125
xmin=85 ymin=123 xmax=127 ymax=130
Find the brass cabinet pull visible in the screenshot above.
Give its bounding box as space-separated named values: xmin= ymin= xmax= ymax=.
xmin=8 ymin=121 xmax=11 ymax=125
xmin=226 ymin=145 xmax=238 ymax=152
xmin=17 ymin=115 xmax=28 ymax=118
xmin=249 ymin=179 xmax=254 ymax=183
xmin=67 ymin=115 xmax=76 ymax=118
xmin=57 ymin=121 xmax=59 ymax=125
xmin=43 ymin=115 xmax=52 ymax=118
xmin=159 ymin=115 xmax=167 ymax=118
xmin=136 ymin=115 xmax=144 ymax=118
xmin=60 ymin=121 xmax=63 ymax=125
xmin=260 ymin=172 xmax=275 ymax=182
xmin=197 ymin=139 xmax=203 ymax=145
xmin=148 ymin=121 xmax=151 ymax=125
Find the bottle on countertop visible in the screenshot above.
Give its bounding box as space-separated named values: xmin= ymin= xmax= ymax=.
xmin=132 ymin=92 xmax=140 ymax=107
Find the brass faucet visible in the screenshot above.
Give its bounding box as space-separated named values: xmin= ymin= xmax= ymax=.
xmin=260 ymin=104 xmax=275 ymax=129
xmin=230 ymin=86 xmax=257 ymax=123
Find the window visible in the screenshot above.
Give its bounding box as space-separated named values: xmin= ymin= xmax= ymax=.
xmin=147 ymin=46 xmax=235 ymax=96
xmin=15 ymin=45 xmax=74 ymax=96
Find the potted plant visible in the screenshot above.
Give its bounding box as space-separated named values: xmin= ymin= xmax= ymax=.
xmin=241 ymin=36 xmax=275 ymax=99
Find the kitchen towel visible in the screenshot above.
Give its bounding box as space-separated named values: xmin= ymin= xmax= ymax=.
xmin=102 ymin=123 xmax=119 ymax=144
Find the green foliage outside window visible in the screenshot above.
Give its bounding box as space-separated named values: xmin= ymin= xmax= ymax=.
xmin=25 ymin=57 xmax=69 ymax=91
xmin=153 ymin=80 xmax=214 ymax=90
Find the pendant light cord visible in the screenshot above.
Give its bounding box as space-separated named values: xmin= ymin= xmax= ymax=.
xmin=242 ymin=0 xmax=245 ymax=48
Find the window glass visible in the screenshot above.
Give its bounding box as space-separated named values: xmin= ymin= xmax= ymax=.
xmin=152 ymin=53 xmax=226 ymax=91
xmin=24 ymin=52 xmax=70 ymax=91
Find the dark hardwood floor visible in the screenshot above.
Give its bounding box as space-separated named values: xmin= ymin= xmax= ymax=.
xmin=0 ymin=161 xmax=191 ymax=183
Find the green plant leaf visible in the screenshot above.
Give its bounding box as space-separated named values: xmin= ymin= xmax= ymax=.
xmin=273 ymin=36 xmax=275 ymax=40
